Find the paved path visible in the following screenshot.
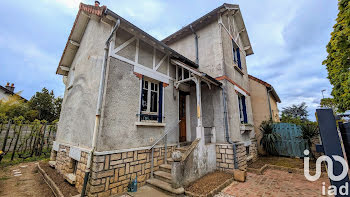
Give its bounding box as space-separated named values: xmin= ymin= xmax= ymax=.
xmin=220 ymin=169 xmax=331 ymax=197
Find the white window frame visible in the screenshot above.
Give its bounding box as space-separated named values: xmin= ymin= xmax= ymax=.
xmin=141 ymin=78 xmax=159 ymax=119
xmin=238 ymin=94 xmax=248 ymax=124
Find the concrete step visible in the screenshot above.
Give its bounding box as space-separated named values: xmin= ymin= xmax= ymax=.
xmin=154 ymin=171 xmax=172 ymax=183
xmin=167 ymin=158 xmax=174 ymax=164
xmin=159 ymin=164 xmax=171 ymax=173
xmin=175 ymin=146 xmax=189 ymax=153
xmin=146 ymin=178 xmax=184 ymax=195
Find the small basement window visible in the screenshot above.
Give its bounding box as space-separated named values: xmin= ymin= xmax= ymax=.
xmin=140 ymin=77 xmax=163 ymax=123
xmin=72 ymin=159 xmax=78 ymax=175
xmin=246 ymin=146 xmax=250 ymax=156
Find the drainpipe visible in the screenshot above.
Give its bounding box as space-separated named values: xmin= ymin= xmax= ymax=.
xmin=81 ymin=18 xmax=120 ymax=197
xmin=267 ymin=88 xmax=273 ymax=121
xmin=189 ymin=25 xmax=199 ymax=65
xmin=221 ymin=86 xmax=238 ymax=169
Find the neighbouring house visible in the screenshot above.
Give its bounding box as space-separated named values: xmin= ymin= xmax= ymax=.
xmin=0 ymin=82 xmax=27 ymax=101
xmin=249 ymin=75 xmax=281 ymax=154
xmin=51 ymin=2 xmax=259 ymax=196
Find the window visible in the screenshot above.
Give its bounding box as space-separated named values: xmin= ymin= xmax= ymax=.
xmin=238 ymin=94 xmax=248 ymax=123
xmin=232 ymin=40 xmax=242 ymax=69
xmin=140 ymin=78 xmax=163 ymax=122
xmin=246 ymin=146 xmax=250 ymax=156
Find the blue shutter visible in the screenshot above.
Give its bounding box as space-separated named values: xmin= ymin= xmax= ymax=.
xmin=237 ymin=49 xmax=242 ymax=69
xmin=158 ymin=82 xmax=163 ymax=123
xmin=241 ymin=96 xmax=248 ymax=123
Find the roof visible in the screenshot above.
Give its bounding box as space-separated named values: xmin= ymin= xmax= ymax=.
xmin=162 ymin=3 xmax=253 ymax=56
xmin=56 ymin=3 xmax=221 ymax=86
xmin=248 ymin=75 xmax=281 ymax=103
xmin=56 ymin=4 xmax=107 ymax=75
xmin=0 ymin=85 xmax=27 ymax=101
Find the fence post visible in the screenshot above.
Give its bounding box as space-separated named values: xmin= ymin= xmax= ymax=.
xmin=1 ymin=121 xmax=11 ymax=152
xmin=46 ymin=126 xmax=52 ymax=151
xmin=39 ymin=123 xmax=47 ymax=156
xmin=11 ymin=125 xmax=23 ymax=161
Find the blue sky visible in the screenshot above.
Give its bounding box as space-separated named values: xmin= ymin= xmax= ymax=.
xmin=0 ymin=0 xmax=338 ymax=120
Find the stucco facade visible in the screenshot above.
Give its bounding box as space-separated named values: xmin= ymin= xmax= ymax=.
xmin=166 ymin=8 xmax=255 ymax=143
xmin=51 ymin=3 xmax=264 ymax=196
xmin=249 ymin=75 xmax=281 ymax=154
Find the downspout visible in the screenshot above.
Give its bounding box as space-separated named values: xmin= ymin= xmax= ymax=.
xmin=81 ymin=18 xmax=120 ymax=197
xmin=267 ymin=88 xmax=273 ymax=121
xmin=189 ymin=25 xmax=199 ymax=65
xmin=221 ymin=86 xmax=238 ymax=169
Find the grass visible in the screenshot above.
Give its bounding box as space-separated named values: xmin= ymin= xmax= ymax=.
xmin=0 ymin=151 xmax=50 ymax=169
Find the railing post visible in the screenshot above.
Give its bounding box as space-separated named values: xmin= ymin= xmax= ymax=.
xmin=164 ymin=134 xmax=167 ymax=164
xmin=151 ymin=148 xmax=154 ymax=178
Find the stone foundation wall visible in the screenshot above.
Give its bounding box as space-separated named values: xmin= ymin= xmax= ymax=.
xmin=87 ymin=145 xmax=176 ymax=197
xmin=53 ymin=144 xmax=89 ymax=192
xmin=216 ymin=141 xmax=258 ymax=171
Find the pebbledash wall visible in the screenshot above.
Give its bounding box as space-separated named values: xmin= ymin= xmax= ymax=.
xmin=51 ymin=142 xmax=177 ymax=196
xmin=216 ymin=140 xmax=258 ymax=171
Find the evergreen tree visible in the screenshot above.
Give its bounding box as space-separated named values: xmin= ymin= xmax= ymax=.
xmin=323 ymin=0 xmax=350 ymax=112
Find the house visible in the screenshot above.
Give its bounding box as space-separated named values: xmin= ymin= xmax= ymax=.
xmin=0 ymin=82 xmax=27 ymax=101
xmin=249 ymin=75 xmax=281 ymax=154
xmin=51 ymin=2 xmax=258 ymax=196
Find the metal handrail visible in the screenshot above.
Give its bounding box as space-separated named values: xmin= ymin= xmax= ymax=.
xmin=149 ymin=120 xmax=181 ymax=150
xmin=149 ymin=120 xmax=180 ymax=178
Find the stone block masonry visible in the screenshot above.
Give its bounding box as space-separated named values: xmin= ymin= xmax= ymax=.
xmin=87 ymin=145 xmax=176 ymax=197
xmin=216 ymin=141 xmax=258 ymax=171
xmin=53 ymin=144 xmax=88 ymax=192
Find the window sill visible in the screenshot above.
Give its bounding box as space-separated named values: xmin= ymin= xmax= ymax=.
xmin=64 ymin=173 xmax=76 ymax=185
xmin=234 ymin=65 xmax=244 ymax=75
xmin=135 ymin=122 xmax=166 ymax=127
xmin=240 ymin=123 xmax=253 ymax=134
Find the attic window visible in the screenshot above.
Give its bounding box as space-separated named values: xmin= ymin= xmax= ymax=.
xmin=232 ymin=40 xmax=242 ymax=69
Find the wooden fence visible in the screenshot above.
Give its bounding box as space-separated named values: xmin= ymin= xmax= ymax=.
xmin=0 ymin=120 xmax=57 ymax=162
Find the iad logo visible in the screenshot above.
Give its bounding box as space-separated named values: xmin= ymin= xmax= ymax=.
xmin=304 ymin=149 xmax=350 ymax=195
xmin=304 ymin=149 xmax=349 ymax=181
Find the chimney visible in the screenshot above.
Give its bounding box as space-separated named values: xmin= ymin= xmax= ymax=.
xmin=10 ymin=83 xmax=15 ymax=92
xmin=5 ymin=82 xmax=15 ymax=92
xmin=95 ymin=1 xmax=100 ymax=7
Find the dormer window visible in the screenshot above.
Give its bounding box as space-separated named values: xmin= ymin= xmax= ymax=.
xmin=232 ymin=40 xmax=242 ymax=69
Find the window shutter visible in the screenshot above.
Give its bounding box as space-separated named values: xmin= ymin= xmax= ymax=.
xmin=237 ymin=49 xmax=242 ymax=69
xmin=241 ymin=96 xmax=248 ymax=123
xmin=158 ymin=82 xmax=163 ymax=123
